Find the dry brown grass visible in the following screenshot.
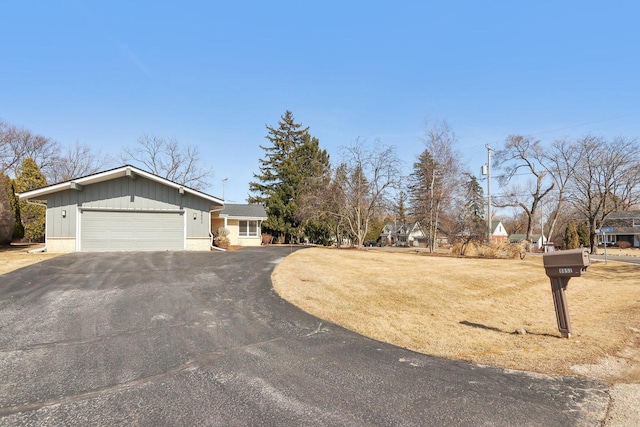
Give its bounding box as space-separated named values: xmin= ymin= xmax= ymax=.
xmin=273 ymin=247 xmax=640 ymax=381
xmin=598 ymin=247 xmax=640 ymax=257
xmin=0 ymin=244 xmax=61 ymax=276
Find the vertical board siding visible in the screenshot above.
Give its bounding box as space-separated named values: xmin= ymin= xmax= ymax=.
xmin=47 ymin=190 xmax=77 ymax=238
xmin=44 ymin=175 xmax=220 ymax=241
xmin=80 ymin=177 xmax=183 ymax=210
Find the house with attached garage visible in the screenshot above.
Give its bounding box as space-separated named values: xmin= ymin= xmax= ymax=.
xmin=597 ymin=210 xmax=640 ymax=248
xmin=17 ymin=165 xmax=266 ymax=252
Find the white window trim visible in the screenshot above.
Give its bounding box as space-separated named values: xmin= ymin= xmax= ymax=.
xmin=239 ymin=220 xmax=260 ymax=237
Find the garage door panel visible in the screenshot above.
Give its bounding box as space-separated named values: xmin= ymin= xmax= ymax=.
xmin=80 ymin=210 xmax=184 ymax=252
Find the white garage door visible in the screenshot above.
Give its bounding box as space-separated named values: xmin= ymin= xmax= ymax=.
xmin=80 ymin=210 xmax=185 ymax=252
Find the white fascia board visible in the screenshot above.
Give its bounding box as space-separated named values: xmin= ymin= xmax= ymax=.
xmin=185 ymin=188 xmax=223 ymax=205
xmin=19 ymin=167 xmax=132 ymax=199
xmin=18 ymin=181 xmax=70 ymax=200
xmin=219 ymin=215 xmax=267 ymax=221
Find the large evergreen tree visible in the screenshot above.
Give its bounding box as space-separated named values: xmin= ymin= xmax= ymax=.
xmin=463 ymin=174 xmax=486 ymax=239
xmin=293 ymin=133 xmax=331 ymax=242
xmin=9 ymin=180 xmax=24 ymax=239
xmin=408 ymin=120 xmax=463 ymax=252
xmin=409 ymin=149 xmax=441 ymax=250
xmin=249 ymin=111 xmax=329 ymax=243
xmin=14 ymin=157 xmax=47 ymax=241
xmin=0 ymin=173 xmax=15 ymax=245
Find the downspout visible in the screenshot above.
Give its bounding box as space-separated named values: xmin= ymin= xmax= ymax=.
xmin=209 ymin=208 xmax=225 ymax=252
xmin=25 ymin=199 xmax=47 ymax=253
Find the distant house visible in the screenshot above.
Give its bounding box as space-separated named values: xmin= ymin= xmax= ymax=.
xmin=490 ymin=221 xmax=509 ymax=244
xmin=510 ymin=233 xmax=547 ymax=250
xmin=379 ymin=221 xmax=427 ymax=247
xmin=598 ymin=210 xmax=640 ymax=248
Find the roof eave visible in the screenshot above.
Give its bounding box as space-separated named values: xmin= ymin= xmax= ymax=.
xmin=18 ymin=165 xmax=224 ymax=205
xmin=220 ymin=215 xmax=267 ymax=220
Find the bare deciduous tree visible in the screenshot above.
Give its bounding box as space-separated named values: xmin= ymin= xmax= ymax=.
xmin=330 ymin=140 xmax=401 ymax=248
xmin=494 ymin=135 xmax=555 ymax=245
xmin=120 ymin=135 xmax=213 ymax=190
xmin=568 ymin=135 xmax=640 ymax=253
xmin=409 ymin=119 xmax=463 ymax=252
xmin=49 ymin=141 xmax=109 ymax=183
xmin=0 ymin=119 xmax=60 ymax=178
xmin=534 ymin=138 xmax=582 ymax=246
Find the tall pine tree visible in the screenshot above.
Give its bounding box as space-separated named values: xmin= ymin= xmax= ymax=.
xmin=463 ymin=174 xmax=486 ymax=239
xmin=0 ymin=173 xmax=15 ymax=245
xmin=10 ymin=180 xmax=24 ymax=239
xmin=249 ymin=111 xmax=329 ymax=243
xmin=14 ymin=157 xmax=47 ymax=241
xmin=293 ymin=132 xmax=331 ymax=243
xmin=409 ymin=149 xmax=442 ymax=251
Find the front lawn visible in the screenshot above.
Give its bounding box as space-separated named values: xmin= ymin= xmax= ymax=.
xmin=273 ymin=247 xmax=640 ymax=381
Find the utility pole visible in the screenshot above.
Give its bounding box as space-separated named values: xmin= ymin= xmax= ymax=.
xmin=485 ymin=145 xmax=494 ymax=243
xmin=221 ymin=178 xmax=228 ymax=201
xmin=429 ymin=169 xmax=435 ymax=252
xmin=540 ymin=199 xmax=545 ymax=252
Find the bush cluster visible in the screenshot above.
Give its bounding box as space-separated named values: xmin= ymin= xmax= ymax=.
xmin=452 ymin=241 xmax=525 ymax=259
xmin=213 ymin=227 xmax=230 ymax=249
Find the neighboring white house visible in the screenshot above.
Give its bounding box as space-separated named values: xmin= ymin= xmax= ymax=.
xmin=509 ymin=233 xmax=547 ymax=250
xmin=380 ymin=221 xmax=427 ymax=247
xmin=490 ymin=221 xmax=509 ymax=244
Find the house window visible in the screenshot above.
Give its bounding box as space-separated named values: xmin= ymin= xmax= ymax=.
xmin=598 ymin=234 xmax=616 ymax=245
xmin=239 ymin=220 xmax=259 ymax=237
xmin=634 ymin=218 xmax=640 ymax=227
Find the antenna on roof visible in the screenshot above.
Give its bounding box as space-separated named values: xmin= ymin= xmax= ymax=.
xmin=222 ymin=178 xmax=228 ymax=201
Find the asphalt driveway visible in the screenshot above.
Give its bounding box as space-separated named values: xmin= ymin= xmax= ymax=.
xmin=0 ymin=247 xmax=609 ymax=426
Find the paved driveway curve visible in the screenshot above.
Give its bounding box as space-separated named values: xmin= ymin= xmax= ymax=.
xmin=0 ymin=247 xmax=608 ymax=426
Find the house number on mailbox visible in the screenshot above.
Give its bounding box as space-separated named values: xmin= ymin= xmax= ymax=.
xmin=558 ymin=268 xmax=573 ymax=274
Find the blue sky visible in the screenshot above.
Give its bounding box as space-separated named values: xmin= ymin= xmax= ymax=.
xmin=2 ymin=1 xmax=639 ymax=203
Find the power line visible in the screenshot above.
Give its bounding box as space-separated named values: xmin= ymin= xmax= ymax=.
xmin=461 ymin=111 xmax=640 ymax=152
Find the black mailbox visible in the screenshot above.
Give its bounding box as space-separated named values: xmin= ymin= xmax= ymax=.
xmin=543 ymin=248 xmax=590 ymax=278
xmin=542 ymin=248 xmax=590 ymax=339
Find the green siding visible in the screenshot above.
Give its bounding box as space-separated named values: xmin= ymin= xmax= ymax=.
xmin=45 ymin=176 xmax=219 ymax=241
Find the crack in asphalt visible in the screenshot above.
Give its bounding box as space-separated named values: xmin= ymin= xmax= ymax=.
xmin=0 ymin=321 xmax=192 ymax=353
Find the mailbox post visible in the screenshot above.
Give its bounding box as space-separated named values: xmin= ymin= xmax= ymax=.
xmin=542 ymin=248 xmax=590 ymax=338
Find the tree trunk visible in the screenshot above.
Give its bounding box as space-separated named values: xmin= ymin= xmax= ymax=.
xmin=589 ymin=218 xmax=598 ymax=254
